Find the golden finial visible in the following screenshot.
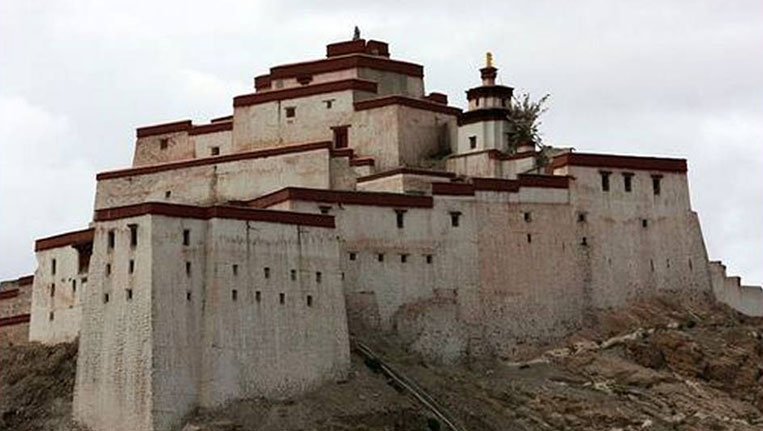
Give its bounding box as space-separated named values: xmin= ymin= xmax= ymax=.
xmin=486 ymin=52 xmax=493 ymax=68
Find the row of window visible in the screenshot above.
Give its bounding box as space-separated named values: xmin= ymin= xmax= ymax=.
xmin=106 ymin=225 xmax=138 ymax=250
xmin=100 ymin=288 xmax=315 ymax=308
xmin=158 ymin=138 xmax=221 ymax=156
xmin=600 ymin=171 xmax=662 ymax=195
xmin=348 ymin=251 xmax=435 ymax=264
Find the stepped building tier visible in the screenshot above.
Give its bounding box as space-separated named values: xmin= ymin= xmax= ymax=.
xmin=0 ymin=35 xmax=757 ymax=431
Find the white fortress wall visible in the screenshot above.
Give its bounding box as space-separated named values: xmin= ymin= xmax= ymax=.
xmin=192 ymin=128 xmax=233 ymax=158
xmin=30 ymin=229 xmax=93 ymax=344
xmin=94 ymin=144 xmax=334 ymax=210
xmin=133 ymin=124 xmax=193 ymax=167
xmin=73 ymin=217 xmax=155 ymax=431
xmin=710 ymin=261 xmax=763 ymax=317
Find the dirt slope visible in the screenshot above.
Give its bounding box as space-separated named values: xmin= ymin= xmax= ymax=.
xmin=2 ymin=292 xmax=761 ymax=431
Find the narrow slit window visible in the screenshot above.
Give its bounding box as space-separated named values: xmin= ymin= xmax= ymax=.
xmin=524 ymin=212 xmax=532 ymax=222
xmin=186 ymin=291 xmax=192 ymax=301
xmin=469 ymin=136 xmax=477 ymax=149
xmin=232 ymin=289 xmax=238 ymax=301
xmin=623 ymin=173 xmax=634 ymax=192
xmin=129 ymin=259 xmax=135 ymax=274
xmin=185 ymin=261 xmax=191 ymax=276
xmin=581 ymin=237 xmax=588 ymax=246
xmin=307 ymin=295 xmax=313 ymax=307
xmin=50 ymin=283 xmax=55 ymax=297
xmin=49 ymin=311 xmax=54 ymax=321
xmin=126 ymin=289 xmax=133 ymax=301
xmin=450 ymin=211 xmax=461 ymax=227
xmin=183 ymin=229 xmax=190 ymax=246
xmin=577 ymin=212 xmax=587 ymax=223
xmin=425 ymin=254 xmax=433 ymax=264
xmin=527 ymin=233 xmax=532 ymax=244
xmin=255 ymin=291 xmax=261 ymax=303
xmin=264 ymin=267 xmax=271 ymax=279
xmin=316 ymin=272 xmax=322 ymax=284
xmin=108 ymin=230 xmax=115 ymax=249
xmin=106 ymin=264 xmax=111 ymax=276
xmin=652 ymin=175 xmax=662 ymax=195
xmin=400 ymin=254 xmax=409 ymax=263
xmin=279 ymin=293 xmax=285 ymax=304
xmin=159 ymin=138 xmax=168 ymax=150
xmin=128 ymin=224 xmax=138 ymax=246
xmin=232 ymin=264 xmax=239 ymax=276
xmin=377 ymin=253 xmax=385 ymax=262
xmin=650 ymin=259 xmax=655 ymax=272
xmin=103 ymin=293 xmax=110 ymax=304
xmin=600 ymin=171 xmax=611 ymax=192
xmin=642 ymin=219 xmax=648 ymax=228
xmin=395 ymin=209 xmax=406 ymax=229
xmin=291 ymin=269 xmax=297 ymax=281
xmin=72 ymin=280 xmax=77 ymax=293
xmin=51 ymin=259 xmax=56 ymax=275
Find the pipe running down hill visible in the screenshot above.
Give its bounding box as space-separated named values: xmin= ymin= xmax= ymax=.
xmin=351 ymin=339 xmax=468 ymax=431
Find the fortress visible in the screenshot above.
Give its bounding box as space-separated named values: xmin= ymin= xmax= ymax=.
xmin=1 ymin=34 xmax=761 ymax=431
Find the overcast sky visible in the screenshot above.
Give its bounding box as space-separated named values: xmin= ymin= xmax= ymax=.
xmin=1 ymin=1 xmax=760 ymax=285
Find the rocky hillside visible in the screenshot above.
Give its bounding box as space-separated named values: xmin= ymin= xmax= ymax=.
xmin=2 ymin=292 xmax=761 ymax=431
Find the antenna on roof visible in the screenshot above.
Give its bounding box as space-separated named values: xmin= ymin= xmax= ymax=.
xmin=353 ymin=26 xmax=361 ymax=41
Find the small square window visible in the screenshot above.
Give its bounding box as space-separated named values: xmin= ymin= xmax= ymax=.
xmin=232 ymin=289 xmax=238 ymax=301
xmin=264 ymin=267 xmax=271 ymax=279
xmin=183 ymin=229 xmax=190 ymax=246
xmin=165 ymin=190 xmax=172 ymax=199
xmin=159 ymin=138 xmax=168 ymax=150
xmin=126 ymin=289 xmax=133 ymax=301
xmin=319 ymin=205 xmax=331 ymax=214
xmin=285 ymin=107 xmax=296 ymax=118
xmin=349 ymin=252 xmax=357 ymax=261
xmin=324 ymin=99 xmax=334 ymax=109
xmin=581 ymin=237 xmax=588 ymax=246
xmin=450 ymin=212 xmax=461 ymax=227
xmin=279 ymin=292 xmax=285 ymax=304
xmin=577 ymin=212 xmax=587 ymax=223
xmin=210 ymin=146 xmax=220 ymax=156
xmin=425 ymin=255 xmax=433 ymax=264
xmin=316 ymin=272 xmax=322 ymax=284
xmin=400 ymin=254 xmax=409 ymax=263
xmin=523 ymin=212 xmax=532 ymax=222
xmin=307 ymin=295 xmax=313 ymax=307
xmin=377 ymin=253 xmax=385 ymax=262
xmin=469 ymin=136 xmax=477 ymax=149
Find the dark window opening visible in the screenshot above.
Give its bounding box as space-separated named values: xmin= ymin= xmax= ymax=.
xmin=469 ymin=136 xmax=477 ymax=149
xmin=50 ymin=283 xmax=55 ymax=297
xmin=324 ymin=99 xmax=334 ymax=109
xmin=524 ymin=212 xmax=532 ymax=222
xmin=129 ymin=259 xmax=135 ymax=274
xmin=106 ymin=264 xmax=111 ymax=276
xmin=51 ymin=259 xmax=56 ymax=275
xmin=316 ymin=272 xmax=322 ymax=284
xmin=307 ymin=295 xmax=313 ymax=307
xmin=186 ymin=291 xmax=192 ymax=301
xmin=341 ymin=272 xmax=345 ymax=281
xmin=72 ymin=280 xmax=77 ymax=293
xmin=689 ymin=259 xmax=693 ymax=271
xmin=285 ymin=107 xmax=296 ymax=118
xmin=377 ymin=253 xmax=385 ymax=262
xmin=108 ymin=230 xmax=115 ymax=249
xmin=103 ymin=293 xmax=110 ymax=304
xmin=279 ymin=293 xmax=285 ymax=304
xmin=475 ymin=98 xmax=480 ymax=107
xmin=49 ymin=311 xmax=54 ymax=321
xmin=332 ymin=126 xmax=349 ymax=149
xmin=159 ymin=138 xmax=168 ymax=150
xmin=232 ymin=264 xmax=239 ymax=276
xmin=210 ymin=146 xmax=220 ymax=156
xmin=652 ymin=175 xmax=662 ymax=195
xmin=577 ymin=212 xmax=587 ymax=223
xmin=232 ymin=289 xmax=238 ymax=301
xmin=264 ymin=267 xmax=271 ymax=279
xmin=400 ymin=254 xmax=409 ymax=263
xmin=126 ymin=289 xmax=133 ymax=301
xmin=183 ymin=229 xmax=190 ymax=246
xmin=650 ymin=259 xmax=655 ymax=272
xmin=642 ymin=219 xmax=648 ymax=228
xmin=395 ymin=209 xmax=406 ymax=229
xmin=255 ymin=291 xmax=261 ymax=303
xmin=291 ymin=269 xmax=297 ymax=281
xmin=185 ymin=261 xmax=191 ymax=276
xmin=666 ymin=259 xmax=670 ymax=268
xmin=600 ymin=171 xmax=611 ymax=192
xmin=623 ymin=173 xmax=634 ymax=192
xmin=349 ymin=252 xmax=357 ymax=261
xmin=319 ymin=205 xmax=331 ymax=214
xmin=527 ymin=233 xmax=532 ymax=244
xmin=581 ymin=237 xmax=588 ymax=246
xmin=450 ymin=211 xmax=461 ymax=227
xmin=425 ymin=254 xmax=433 ymax=264
xmin=165 ymin=190 xmax=172 ymax=198
xmin=128 ymin=224 xmax=138 ymax=247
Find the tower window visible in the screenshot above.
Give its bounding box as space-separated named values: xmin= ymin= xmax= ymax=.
xmin=400 ymin=254 xmax=409 ymax=263
xmin=264 ymin=267 xmax=271 ymax=279
xmin=232 ymin=264 xmax=239 ymax=276
xmin=652 ymin=175 xmax=662 ymax=195
xmin=185 ymin=261 xmax=191 ymax=276
xmin=51 ymin=259 xmax=56 ymax=275
xmin=469 ymin=136 xmax=477 ymax=149
xmin=377 ymin=253 xmax=385 ymax=262
xmin=450 ymin=211 xmax=461 ymax=227
xmin=285 ymin=107 xmax=296 ymax=118
xmin=159 ymin=138 xmax=168 ymax=150
xmin=49 ymin=311 xmax=54 ymax=321
xmin=128 ymin=224 xmax=138 ymax=247
xmin=319 ymin=205 xmax=331 ymax=214
xmin=324 ymin=99 xmax=334 ymax=109
xmin=210 ymin=146 xmax=220 ymax=156
xmin=50 ymin=283 xmax=55 ymax=297
xmin=165 ymin=190 xmax=171 ymax=198
xmin=255 ymin=291 xmax=261 ymax=303
xmin=527 ymin=233 xmax=532 ymax=243
xmin=103 ymin=293 xmax=110 ymax=304
xmin=600 ymin=171 xmax=611 ymax=192
xmin=523 ymin=212 xmax=532 ymax=222
xmin=577 ymin=212 xmax=587 ymax=223
xmin=395 ymin=209 xmax=406 ymax=229
xmin=332 ymin=126 xmax=349 ymax=149
xmin=232 ymin=289 xmax=238 ymax=301
xmin=316 ymin=272 xmax=322 ymax=284
xmin=623 ymin=173 xmax=634 ymax=192
xmin=349 ymin=252 xmax=357 ymax=261
xmin=186 ymin=291 xmax=192 ymax=301
xmin=108 ymin=230 xmax=115 ymax=249
xmin=425 ymin=254 xmax=433 ymax=264
xmin=581 ymin=237 xmax=588 ymax=246
xmin=72 ymin=280 xmax=77 ymax=293
xmin=642 ymin=219 xmax=648 ymax=228
xmin=183 ymin=229 xmax=190 ymax=246
xmin=307 ymin=295 xmax=313 ymax=307
xmin=291 ymin=269 xmax=297 ymax=281
xmin=106 ymin=264 xmax=111 ymax=276
xmin=279 ymin=293 xmax=285 ymax=304
xmin=126 ymin=289 xmax=133 ymax=301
